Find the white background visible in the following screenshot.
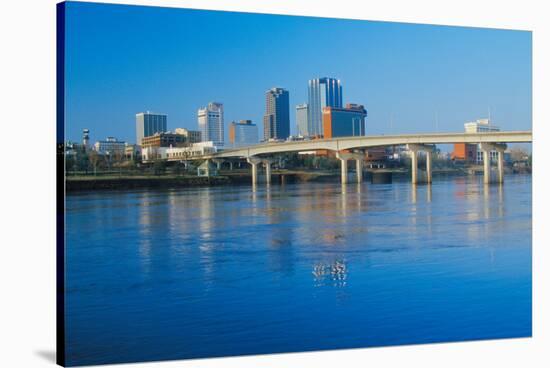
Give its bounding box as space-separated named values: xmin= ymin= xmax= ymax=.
xmin=0 ymin=0 xmax=548 ymax=367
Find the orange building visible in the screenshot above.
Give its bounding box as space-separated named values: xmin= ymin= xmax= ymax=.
xmin=452 ymin=143 xmax=477 ymax=162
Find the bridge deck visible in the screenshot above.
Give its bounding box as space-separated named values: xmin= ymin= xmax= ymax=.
xmin=197 ymin=131 xmax=532 ymax=160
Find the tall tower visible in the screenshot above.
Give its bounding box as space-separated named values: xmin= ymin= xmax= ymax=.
xmin=82 ymin=128 xmax=90 ymax=150
xmin=263 ymin=87 xmax=290 ymax=141
xmin=308 ymin=77 xmax=342 ymax=137
xmin=198 ymin=102 xmax=224 ymax=148
xmin=296 ymin=104 xmax=309 ymax=137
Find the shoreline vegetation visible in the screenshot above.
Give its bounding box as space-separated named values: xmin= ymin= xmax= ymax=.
xmin=62 ymin=146 xmax=532 ymax=192
xmin=65 ymin=167 xmax=531 ymax=192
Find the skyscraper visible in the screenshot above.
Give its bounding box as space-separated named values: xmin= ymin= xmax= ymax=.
xmin=308 ymin=77 xmax=342 ymax=137
xmin=135 ymin=111 xmax=167 ymax=146
xmin=229 ymin=120 xmax=259 ymax=147
xmin=198 ymin=102 xmax=224 ymax=148
xmin=263 ymin=87 xmax=290 ymax=141
xmin=296 ymin=104 xmax=309 ymax=137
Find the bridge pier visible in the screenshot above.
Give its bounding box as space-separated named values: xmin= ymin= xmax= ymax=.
xmin=336 ymin=151 xmax=364 ymax=184
xmin=407 ymin=144 xmax=435 ymax=184
xmin=497 ymin=150 xmax=504 ymax=184
xmin=426 ymin=150 xmax=432 ymax=184
xmin=247 ymin=156 xmax=262 ymax=185
xmin=262 ymin=158 xmax=276 ymax=185
xmin=212 ymin=158 xmax=223 ymax=171
xmin=410 ymin=148 xmax=418 ymax=184
xmin=356 ymin=158 xmax=363 ymax=184
xmin=480 ymin=143 xmax=506 ymax=184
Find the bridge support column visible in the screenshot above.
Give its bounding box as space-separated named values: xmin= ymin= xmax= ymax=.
xmin=212 ymin=158 xmax=223 ymax=171
xmin=426 ymin=150 xmax=432 ymax=184
xmin=336 ymin=151 xmax=364 ymax=184
xmin=407 ymin=144 xmax=435 ymax=184
xmin=497 ymin=148 xmax=505 ymax=184
xmin=340 ymin=158 xmax=349 ymax=184
xmin=483 ymin=150 xmax=490 ymax=184
xmin=263 ymin=159 xmax=275 ymax=185
xmin=407 ymin=145 xmax=418 ymax=184
xmin=229 ymin=161 xmax=234 ymax=171
xmin=480 ymin=143 xmax=506 ymax=184
xmin=356 ymin=158 xmax=363 ymax=184
xmin=247 ymin=156 xmax=262 ymax=185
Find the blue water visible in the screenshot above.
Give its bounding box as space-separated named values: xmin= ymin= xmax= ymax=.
xmin=65 ymin=175 xmax=532 ymax=366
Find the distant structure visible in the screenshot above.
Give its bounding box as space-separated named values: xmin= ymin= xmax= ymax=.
xmin=198 ymin=102 xmax=224 ymax=148
xmin=174 ymin=128 xmax=202 ymax=143
xmin=263 ymin=87 xmax=290 ymax=141
xmin=296 ymin=103 xmax=309 ymax=137
xmin=308 ymin=77 xmax=342 ymax=137
xmin=322 ymin=103 xmax=367 ymax=139
xmin=82 ymin=129 xmax=90 ymax=150
xmin=142 ymin=141 xmax=217 ymax=162
xmin=452 ymin=118 xmax=501 ymax=163
xmin=141 ymin=132 xmax=188 ymax=149
xmin=124 ymin=143 xmax=141 ymax=161
xmin=136 ymin=111 xmax=167 ymax=146
xmin=229 ymin=120 xmax=258 ymax=147
xmin=94 ymin=137 xmax=126 ymax=155
xmin=464 ymin=118 xmax=500 ymax=134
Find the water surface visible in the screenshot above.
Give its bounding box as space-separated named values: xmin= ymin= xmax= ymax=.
xmin=65 ymin=175 xmax=532 ymax=366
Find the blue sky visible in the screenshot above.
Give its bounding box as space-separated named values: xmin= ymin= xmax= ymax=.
xmin=64 ymin=1 xmax=532 ymax=145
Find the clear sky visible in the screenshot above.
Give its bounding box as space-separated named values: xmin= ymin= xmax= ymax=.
xmin=64 ymin=1 xmax=532 ymax=145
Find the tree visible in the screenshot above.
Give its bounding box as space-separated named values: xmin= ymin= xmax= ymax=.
xmin=88 ymin=151 xmax=101 ymax=176
xmin=509 ymin=147 xmax=530 ymax=163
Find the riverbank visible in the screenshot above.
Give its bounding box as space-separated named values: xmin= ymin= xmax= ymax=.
xmin=65 ymin=167 xmax=529 ymax=191
xmin=65 ymin=170 xmax=339 ymax=191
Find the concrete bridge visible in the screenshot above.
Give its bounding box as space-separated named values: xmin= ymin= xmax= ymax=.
xmin=187 ymin=131 xmax=533 ymax=185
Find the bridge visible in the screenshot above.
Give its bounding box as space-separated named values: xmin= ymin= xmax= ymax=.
xmin=183 ymin=131 xmax=533 ymax=185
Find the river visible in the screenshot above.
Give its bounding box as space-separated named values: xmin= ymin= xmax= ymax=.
xmin=65 ymin=174 xmax=532 ymax=366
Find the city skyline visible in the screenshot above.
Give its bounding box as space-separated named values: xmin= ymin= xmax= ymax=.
xmin=65 ymin=2 xmax=531 ymax=145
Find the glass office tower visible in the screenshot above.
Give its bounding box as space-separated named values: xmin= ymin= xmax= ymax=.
xmin=135 ymin=111 xmax=167 ymax=146
xmin=263 ymin=87 xmax=290 ymax=141
xmin=307 ymin=77 xmax=342 ymax=137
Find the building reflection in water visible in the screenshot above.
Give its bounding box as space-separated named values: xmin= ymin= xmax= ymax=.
xmin=312 ymin=259 xmax=348 ymax=288
xmin=137 ymin=191 xmax=154 ymax=274
xmin=264 ymin=184 xmax=296 ymax=276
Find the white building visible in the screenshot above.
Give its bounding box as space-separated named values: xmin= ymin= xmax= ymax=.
xmin=464 ymin=118 xmax=501 ymax=163
xmin=464 ymin=118 xmax=500 ymax=134
xmin=296 ymin=103 xmax=309 ymax=137
xmin=198 ymin=102 xmax=224 ymax=148
xmin=142 ymin=141 xmax=218 ymax=162
xmin=229 ymin=120 xmax=258 ymax=148
xmin=93 ymin=137 xmax=126 ymax=155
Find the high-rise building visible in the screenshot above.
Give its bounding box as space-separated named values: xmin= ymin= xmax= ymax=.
xmin=82 ymin=129 xmax=90 ymax=149
xmin=308 ymin=77 xmax=342 ymax=137
xmin=296 ymin=104 xmax=309 ymax=137
xmin=229 ymin=120 xmax=259 ymax=147
xmin=322 ymin=103 xmax=367 ymax=139
xmin=135 ymin=111 xmax=167 ymax=146
xmin=198 ymin=102 xmax=224 ymax=148
xmin=263 ymin=87 xmax=290 ymax=141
